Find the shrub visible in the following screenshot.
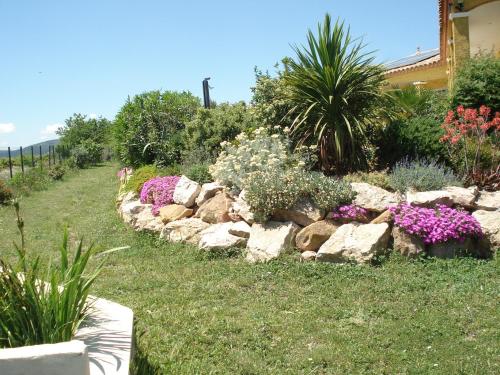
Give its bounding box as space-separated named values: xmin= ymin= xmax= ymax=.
xmin=304 ymin=171 xmax=355 ymax=211
xmin=388 ymin=159 xmax=462 ymax=193
xmin=0 ymin=203 xmax=103 ymax=348
xmin=48 ymin=165 xmax=66 ymax=180
xmin=113 ymin=90 xmax=201 ymax=167
xmin=389 ymin=203 xmax=483 ymax=245
xmin=124 ymin=165 xmax=159 ymax=194
xmin=57 ymin=113 xmax=111 ymax=149
xmin=9 ymin=169 xmax=50 ymax=195
xmin=0 ymin=179 xmax=13 ymax=204
xmin=451 ymin=54 xmax=500 ymax=112
xmin=183 ymin=164 xmax=211 ymax=184
xmin=344 ymin=170 xmax=391 ymax=191
xmin=183 ymin=102 xmax=257 ymax=157
xmin=209 ymin=127 xmax=308 ymax=190
xmin=284 ymin=14 xmax=387 ymax=173
xmin=140 ymin=176 xmax=180 ymax=215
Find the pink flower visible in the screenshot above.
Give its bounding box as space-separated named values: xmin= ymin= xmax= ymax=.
xmin=140 ymin=176 xmax=180 ymax=215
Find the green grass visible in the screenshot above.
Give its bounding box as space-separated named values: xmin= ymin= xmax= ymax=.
xmin=0 ymin=163 xmax=499 ymax=374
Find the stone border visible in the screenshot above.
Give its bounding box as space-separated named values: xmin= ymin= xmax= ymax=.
xmin=0 ymin=297 xmax=133 ymax=375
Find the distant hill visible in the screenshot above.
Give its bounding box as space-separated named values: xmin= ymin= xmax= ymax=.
xmin=0 ymin=139 xmax=59 ymax=158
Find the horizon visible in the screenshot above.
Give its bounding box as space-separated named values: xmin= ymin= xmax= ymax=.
xmin=0 ymin=0 xmax=439 ymax=147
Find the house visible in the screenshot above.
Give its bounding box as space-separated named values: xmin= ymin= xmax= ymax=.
xmin=385 ymin=0 xmax=500 ymax=90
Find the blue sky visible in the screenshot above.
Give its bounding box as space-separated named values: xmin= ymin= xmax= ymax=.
xmin=0 ymin=0 xmax=439 ymax=147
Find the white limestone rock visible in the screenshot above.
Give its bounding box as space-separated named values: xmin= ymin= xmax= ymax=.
xmin=120 ymin=200 xmax=149 ymax=225
xmin=173 ymin=175 xmax=201 ymax=207
xmin=272 ymin=197 xmax=325 ymax=226
xmin=228 ymin=221 xmax=251 ymax=238
xmin=472 ymin=210 xmax=500 ymax=252
xmin=475 ymin=190 xmax=500 ymax=211
xmin=133 ymin=208 xmax=163 ymax=233
xmin=160 ymin=218 xmax=210 ymax=244
xmin=405 ymin=190 xmax=453 ymax=207
xmin=316 ymin=223 xmax=391 ymax=264
xmin=351 ymin=182 xmax=399 ymax=212
xmin=198 ymin=223 xmax=247 ymax=251
xmin=301 ymin=251 xmax=317 ymax=262
xmin=195 ymin=182 xmax=224 ymax=206
xmin=232 ymin=190 xmax=255 ymax=224
xmin=245 ymin=221 xmax=300 ymax=263
xmin=444 ymin=186 xmax=478 ymax=208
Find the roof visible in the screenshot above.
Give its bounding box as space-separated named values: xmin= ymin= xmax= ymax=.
xmin=384 ymin=48 xmax=440 ymax=71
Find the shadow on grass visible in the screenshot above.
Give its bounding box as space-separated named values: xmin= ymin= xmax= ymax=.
xmin=130 ymin=327 xmax=161 ymax=375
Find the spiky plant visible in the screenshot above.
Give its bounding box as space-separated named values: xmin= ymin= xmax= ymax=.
xmin=284 ymin=14 xmax=386 ymax=173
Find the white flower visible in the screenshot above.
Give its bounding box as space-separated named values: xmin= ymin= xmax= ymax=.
xmin=271 ymin=134 xmax=279 ymax=138
xmin=283 ymin=127 xmax=291 ymax=134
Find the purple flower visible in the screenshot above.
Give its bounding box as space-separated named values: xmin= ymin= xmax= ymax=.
xmin=140 ymin=176 xmax=180 ymax=216
xmin=331 ymin=204 xmax=369 ymax=222
xmin=389 ymin=203 xmax=483 ymax=244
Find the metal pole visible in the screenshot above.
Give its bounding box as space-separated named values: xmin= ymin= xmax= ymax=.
xmin=20 ymin=146 xmax=24 ymax=174
xmin=48 ymin=146 xmax=51 ymax=168
xmin=8 ymin=146 xmax=13 ymax=178
xmin=52 ymin=145 xmax=56 ymax=165
xmin=31 ymin=146 xmax=35 ymax=167
xmin=202 ymin=77 xmax=211 ymax=109
xmin=39 ymin=145 xmax=43 ymax=170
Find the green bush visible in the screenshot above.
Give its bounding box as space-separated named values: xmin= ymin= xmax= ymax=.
xmin=124 ymin=165 xmax=160 ymax=194
xmin=48 ymin=165 xmax=66 ymax=180
xmin=0 ymin=179 xmax=13 ymax=204
xmin=9 ymin=169 xmax=50 ymax=196
xmin=344 ymin=170 xmax=392 ymax=191
xmin=451 ymin=54 xmax=500 ymax=111
xmin=388 ymin=159 xmax=462 ymax=193
xmin=183 ymin=102 xmax=257 ymax=157
xmin=183 ymin=164 xmax=211 ymax=184
xmin=113 ymin=90 xmax=201 ymax=167
xmin=68 ymin=140 xmax=103 ymax=169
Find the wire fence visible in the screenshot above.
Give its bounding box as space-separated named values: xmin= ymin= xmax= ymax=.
xmin=0 ymin=145 xmax=69 ymax=179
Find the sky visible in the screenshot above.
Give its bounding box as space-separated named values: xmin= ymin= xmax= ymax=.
xmin=0 ymin=0 xmax=439 ymax=147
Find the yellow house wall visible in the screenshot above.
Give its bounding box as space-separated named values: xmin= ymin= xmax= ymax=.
xmin=385 ymin=65 xmax=448 ymax=90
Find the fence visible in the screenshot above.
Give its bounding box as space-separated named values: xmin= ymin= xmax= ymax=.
xmin=0 ymin=145 xmax=69 ymax=179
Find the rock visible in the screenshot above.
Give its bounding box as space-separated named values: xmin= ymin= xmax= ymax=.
xmin=116 ymin=191 xmax=137 ymax=207
xmin=370 ymin=210 xmax=393 ymax=224
xmin=159 ymin=204 xmax=193 ymax=223
xmin=428 ymin=238 xmax=478 ymax=258
xmin=475 ymin=190 xmax=500 ymax=211
xmin=273 ymin=198 xmax=325 ymax=226
xmin=301 ymin=251 xmax=317 ymax=261
xmin=316 ymin=223 xmax=391 ymax=264
xmin=195 ymin=192 xmax=234 ymax=224
xmin=472 ymin=210 xmax=500 ymax=253
xmin=351 ymin=182 xmax=399 ymax=212
xmin=160 ymin=218 xmax=210 ymax=244
xmin=228 ymin=221 xmax=251 ymax=238
xmin=232 ymin=190 xmax=255 ymax=224
xmin=120 ymin=200 xmax=149 ymax=225
xmin=405 ymin=190 xmax=453 ymax=207
xmin=444 ymin=186 xmax=478 ymax=208
xmin=295 ymin=220 xmax=340 ymax=252
xmin=392 ymin=226 xmax=425 ymax=257
xmin=246 ymin=221 xmax=300 ymax=263
xmin=173 ymin=176 xmax=201 ymax=207
xmin=199 ymin=223 xmax=247 ymax=251
xmin=195 ymin=182 xmax=224 ymax=206
xmin=134 ymin=209 xmax=163 ymax=233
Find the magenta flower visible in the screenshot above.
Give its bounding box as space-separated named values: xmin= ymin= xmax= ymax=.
xmin=389 ymin=203 xmax=483 ymax=244
xmin=330 ymin=204 xmax=369 ymax=222
xmin=140 ymin=176 xmax=180 ymax=215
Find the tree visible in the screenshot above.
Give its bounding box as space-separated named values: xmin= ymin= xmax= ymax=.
xmin=284 ymin=14 xmax=386 ymax=174
xmin=57 ymin=114 xmax=111 ymax=149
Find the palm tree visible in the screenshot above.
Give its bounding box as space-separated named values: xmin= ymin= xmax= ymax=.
xmin=284 ymin=14 xmax=386 ymax=174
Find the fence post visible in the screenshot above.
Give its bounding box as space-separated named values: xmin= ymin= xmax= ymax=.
xmin=20 ymin=146 xmax=24 ymax=174
xmin=8 ymin=146 xmax=13 ymax=178
xmin=39 ymin=145 xmax=43 ymax=170
xmin=53 ymin=145 xmax=56 ymax=165
xmin=31 ymin=146 xmax=35 ymax=167
xmin=48 ymin=146 xmax=51 ymax=168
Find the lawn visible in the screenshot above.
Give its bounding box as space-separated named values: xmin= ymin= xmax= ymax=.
xmin=0 ymin=163 xmax=498 ymax=374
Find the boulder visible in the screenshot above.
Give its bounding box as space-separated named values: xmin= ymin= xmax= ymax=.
xmin=116 ymin=191 xmax=137 ymax=207
xmin=444 ymin=186 xmax=478 ymax=208
xmin=472 ymin=210 xmax=500 ymax=253
xmin=428 ymin=238 xmax=478 ymax=259
xmin=173 ymin=176 xmax=201 ymax=207
xmin=246 ymin=221 xmax=300 ymax=263
xmin=370 ymin=210 xmax=393 ymax=224
xmin=392 ymin=226 xmax=425 ymax=257
xmin=405 ymin=190 xmax=453 ymax=207
xmin=228 ymin=221 xmax=251 ymax=238
xmin=316 ymin=223 xmax=390 ymax=264
xmin=134 ymin=209 xmax=163 ymax=233
xmin=159 ymin=204 xmax=193 ymax=223
xmin=295 ymin=220 xmax=339 ymax=252
xmin=351 ymin=183 xmax=399 ymax=212
xmin=301 ymin=251 xmax=317 ymax=262
xmin=475 ymin=190 xmax=500 ymax=211
xmin=232 ymin=190 xmax=255 ymax=224
xmin=199 ymin=223 xmax=247 ymax=251
xmin=273 ymin=198 xmax=325 ymax=227
xmin=195 ymin=182 xmax=224 ymax=206
xmin=195 ymin=192 xmax=234 ymax=224
xmin=120 ymin=200 xmax=149 ymax=225
xmin=160 ymin=218 xmax=210 ymax=244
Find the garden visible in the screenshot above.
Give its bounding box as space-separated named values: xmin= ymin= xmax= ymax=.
xmin=0 ymin=13 xmax=499 ymax=374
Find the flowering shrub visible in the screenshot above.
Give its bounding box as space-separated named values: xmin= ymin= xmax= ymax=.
xmin=344 ymin=170 xmax=392 ymax=191
xmin=389 ymin=203 xmax=482 ymax=245
xmin=140 ymin=176 xmax=180 ymax=215
xmin=441 ymin=105 xmax=500 ymax=175
xmin=330 ymin=204 xmax=369 ymax=222
xmin=0 ymin=179 xmax=13 ymax=205
xmin=124 ymin=165 xmax=159 ymax=194
xmin=209 ymin=126 xmax=316 ymax=190
xmin=305 ymin=172 xmax=355 ymax=212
